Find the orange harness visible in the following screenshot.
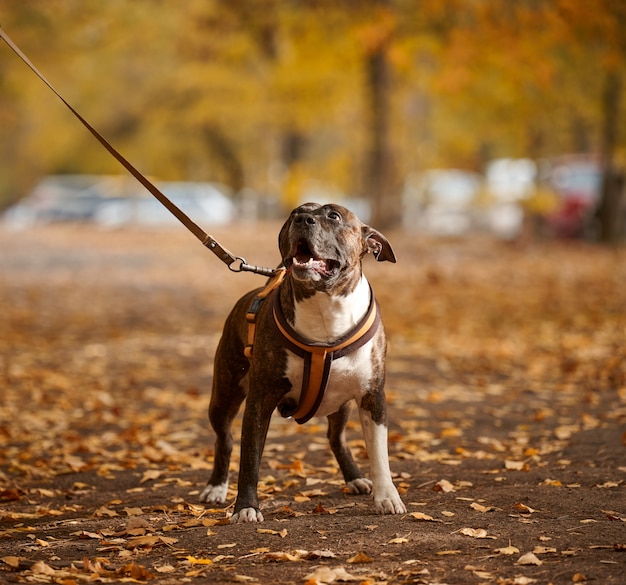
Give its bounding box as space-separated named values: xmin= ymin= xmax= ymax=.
xmin=244 ymin=271 xmax=381 ymax=424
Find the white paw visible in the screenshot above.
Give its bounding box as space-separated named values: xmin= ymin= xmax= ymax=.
xmin=374 ymin=488 xmax=407 ymax=515
xmin=199 ymin=482 xmax=229 ymax=504
xmin=230 ymin=507 xmax=264 ymax=523
xmin=347 ymin=478 xmax=373 ymax=495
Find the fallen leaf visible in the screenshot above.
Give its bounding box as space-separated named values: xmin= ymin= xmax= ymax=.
xmin=304 ymin=566 xmax=357 ymax=583
xmin=436 ymin=550 xmax=462 ymax=556
xmin=347 ymin=551 xmax=373 ymax=563
xmin=410 ymin=512 xmax=440 ymax=522
xmin=459 ymin=527 xmax=496 ymax=539
xmin=140 ymin=469 xmax=163 ymax=483
xmin=257 ymin=528 xmax=288 ymax=538
xmin=93 ymin=506 xmax=118 ymax=517
xmin=433 ymin=479 xmax=455 ymax=493
xmin=533 ymin=546 xmax=557 ymax=554
xmin=187 ymin=555 xmax=213 ymax=565
xmin=470 ymin=502 xmax=493 ymax=513
xmin=1 ymin=556 xmax=20 ymax=569
xmin=30 ymin=561 xmax=57 ymax=576
xmin=517 ymin=552 xmax=543 ymax=566
xmin=495 ymin=544 xmax=520 ymax=555
xmin=541 ymin=479 xmax=563 ymax=487
xmin=262 ymin=551 xmax=301 ymax=562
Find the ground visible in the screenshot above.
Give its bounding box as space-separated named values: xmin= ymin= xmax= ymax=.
xmin=0 ymin=223 xmax=625 ymax=585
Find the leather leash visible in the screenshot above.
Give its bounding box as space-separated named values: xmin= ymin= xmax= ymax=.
xmin=0 ymin=26 xmax=275 ymax=278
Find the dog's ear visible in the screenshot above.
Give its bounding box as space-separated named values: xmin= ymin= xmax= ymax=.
xmin=362 ymin=226 xmax=396 ymax=263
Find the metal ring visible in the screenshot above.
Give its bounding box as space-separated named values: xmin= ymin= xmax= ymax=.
xmin=228 ymin=257 xmax=246 ymax=272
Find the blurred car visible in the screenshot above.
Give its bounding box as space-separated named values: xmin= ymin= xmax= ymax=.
xmin=94 ymin=181 xmax=236 ymax=227
xmin=483 ymin=158 xmax=536 ymax=239
xmin=403 ymin=169 xmax=482 ymax=236
xmin=3 ymin=175 xmax=236 ymax=229
xmin=2 ymin=175 xmax=134 ymax=228
xmin=541 ymin=155 xmax=602 ymax=238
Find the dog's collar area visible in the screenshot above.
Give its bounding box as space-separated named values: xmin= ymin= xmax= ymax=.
xmin=271 ymin=288 xmax=381 ymax=424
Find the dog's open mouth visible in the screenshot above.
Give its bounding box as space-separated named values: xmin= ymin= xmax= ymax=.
xmin=288 ymin=239 xmax=339 ymax=277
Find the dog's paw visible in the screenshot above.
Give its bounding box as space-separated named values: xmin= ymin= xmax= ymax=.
xmin=199 ymin=482 xmax=229 ymax=504
xmin=374 ymin=489 xmax=407 ymax=515
xmin=230 ymin=508 xmax=264 ymax=523
xmin=347 ymin=478 xmax=373 ymax=495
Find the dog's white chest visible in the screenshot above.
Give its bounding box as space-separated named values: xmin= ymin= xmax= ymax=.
xmin=281 ymin=276 xmax=375 ymax=418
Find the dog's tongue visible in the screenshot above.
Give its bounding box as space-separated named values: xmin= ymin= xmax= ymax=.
xmin=292 ymin=255 xmax=329 ymax=274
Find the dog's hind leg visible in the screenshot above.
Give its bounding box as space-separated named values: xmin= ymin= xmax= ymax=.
xmin=199 ymin=345 xmax=249 ymax=505
xmin=327 ymin=403 xmax=373 ymax=495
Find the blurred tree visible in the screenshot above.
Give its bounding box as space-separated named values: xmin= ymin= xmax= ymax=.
xmin=0 ymin=0 xmax=624 ymax=236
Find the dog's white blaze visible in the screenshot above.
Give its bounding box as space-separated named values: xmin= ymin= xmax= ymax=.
xmin=293 ymin=275 xmax=371 ymax=342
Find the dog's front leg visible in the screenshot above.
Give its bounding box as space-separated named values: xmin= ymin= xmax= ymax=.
xmin=328 ymin=403 xmax=373 ymax=495
xmin=230 ymin=392 xmax=275 ymax=523
xmin=358 ymin=393 xmax=406 ymax=515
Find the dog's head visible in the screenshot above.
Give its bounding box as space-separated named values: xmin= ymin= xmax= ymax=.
xmin=278 ymin=202 xmax=395 ymax=295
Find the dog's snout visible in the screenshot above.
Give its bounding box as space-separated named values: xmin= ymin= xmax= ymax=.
xmin=294 ymin=213 xmax=317 ymax=226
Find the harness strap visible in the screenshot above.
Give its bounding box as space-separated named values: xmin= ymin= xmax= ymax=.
xmin=244 ymin=268 xmax=287 ymax=358
xmin=272 ymin=286 xmax=381 ymax=424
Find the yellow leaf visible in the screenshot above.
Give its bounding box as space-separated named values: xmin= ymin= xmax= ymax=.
xmin=187 ymin=555 xmax=213 ymax=565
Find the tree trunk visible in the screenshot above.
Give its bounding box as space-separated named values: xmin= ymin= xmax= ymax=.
xmin=363 ymin=28 xmax=400 ymax=230
xmin=596 ymin=71 xmax=625 ymax=244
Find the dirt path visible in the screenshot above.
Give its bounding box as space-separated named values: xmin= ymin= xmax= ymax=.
xmin=1 ymin=224 xmax=625 ymax=584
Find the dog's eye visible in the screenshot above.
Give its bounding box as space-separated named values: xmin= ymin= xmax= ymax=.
xmin=327 ymin=210 xmax=342 ymax=221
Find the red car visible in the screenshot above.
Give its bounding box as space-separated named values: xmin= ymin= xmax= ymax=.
xmin=543 ymin=155 xmax=602 ymax=239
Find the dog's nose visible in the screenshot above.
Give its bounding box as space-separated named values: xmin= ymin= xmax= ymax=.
xmin=294 ymin=213 xmax=317 ymax=226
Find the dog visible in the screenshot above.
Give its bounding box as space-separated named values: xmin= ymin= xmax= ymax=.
xmin=199 ymin=202 xmax=406 ymax=523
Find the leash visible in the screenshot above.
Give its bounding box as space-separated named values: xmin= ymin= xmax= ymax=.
xmin=0 ymin=26 xmax=275 ymax=278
